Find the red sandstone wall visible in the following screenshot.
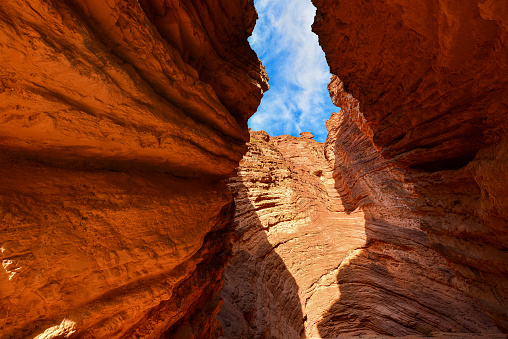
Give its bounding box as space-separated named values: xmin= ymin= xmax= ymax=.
xmin=313 ymin=0 xmax=508 ymax=332
xmin=0 ymin=1 xmax=266 ymax=338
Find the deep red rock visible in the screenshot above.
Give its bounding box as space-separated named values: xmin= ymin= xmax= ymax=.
xmin=0 ymin=0 xmax=266 ymax=338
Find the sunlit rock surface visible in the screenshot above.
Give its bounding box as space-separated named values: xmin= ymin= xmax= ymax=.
xmin=218 ymin=130 xmax=500 ymax=338
xmin=313 ymin=0 xmax=508 ymax=332
xmin=218 ymin=130 xmax=366 ymax=338
xmin=0 ymin=0 xmax=266 ymax=338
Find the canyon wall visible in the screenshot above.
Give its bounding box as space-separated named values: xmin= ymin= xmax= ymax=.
xmin=313 ymin=0 xmax=508 ymax=333
xmin=2 ymin=0 xmax=507 ymax=337
xmin=218 ymin=130 xmax=366 ymax=338
xmin=0 ymin=0 xmax=266 ymax=338
xmin=219 ymin=130 xmax=501 ymax=338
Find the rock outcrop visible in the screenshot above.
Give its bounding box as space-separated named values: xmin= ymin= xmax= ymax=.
xmin=312 ymin=0 xmax=508 ymax=333
xmin=218 ymin=130 xmax=366 ymax=338
xmin=219 ymin=130 xmax=501 ymax=338
xmin=0 ymin=0 xmax=267 ymax=338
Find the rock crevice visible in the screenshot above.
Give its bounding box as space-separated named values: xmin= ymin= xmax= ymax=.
xmin=220 ymin=129 xmax=502 ymax=338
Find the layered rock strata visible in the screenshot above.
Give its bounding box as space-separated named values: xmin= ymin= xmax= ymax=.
xmin=218 ymin=130 xmax=366 ymax=338
xmin=323 ymin=109 xmax=501 ymax=337
xmin=313 ymin=0 xmax=508 ymax=332
xmin=219 ymin=130 xmax=500 ymax=338
xmin=0 ymin=0 xmax=266 ymax=338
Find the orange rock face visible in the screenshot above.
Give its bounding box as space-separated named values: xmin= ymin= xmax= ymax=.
xmin=313 ymin=0 xmax=508 ymax=169
xmin=0 ymin=0 xmax=266 ymax=338
xmin=2 ymin=0 xmax=507 ymax=337
xmin=218 ymin=130 xmax=500 ymax=338
xmin=313 ymin=0 xmax=508 ymax=333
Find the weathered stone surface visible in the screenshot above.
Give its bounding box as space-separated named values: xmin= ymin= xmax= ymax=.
xmin=313 ymin=0 xmax=508 ymax=332
xmin=137 ymin=0 xmax=268 ymax=125
xmin=219 ymin=130 xmax=500 ymax=338
xmin=0 ymin=0 xmax=266 ymax=338
xmin=322 ymin=108 xmax=501 ymax=337
xmin=218 ymin=130 xmax=366 ymax=338
xmin=313 ymin=0 xmax=508 ymax=169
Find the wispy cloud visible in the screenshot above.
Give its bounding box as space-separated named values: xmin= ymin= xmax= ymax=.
xmin=248 ymin=0 xmax=338 ymax=142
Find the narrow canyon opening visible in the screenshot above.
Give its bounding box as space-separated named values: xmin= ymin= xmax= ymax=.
xmin=217 ymin=0 xmax=508 ymax=337
xmin=0 ymin=0 xmax=507 ymax=339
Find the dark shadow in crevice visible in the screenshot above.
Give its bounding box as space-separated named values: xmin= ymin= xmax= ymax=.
xmin=217 ymin=181 xmax=306 ymax=339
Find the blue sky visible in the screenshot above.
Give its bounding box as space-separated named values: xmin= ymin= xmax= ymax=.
xmin=248 ymin=0 xmax=338 ymax=142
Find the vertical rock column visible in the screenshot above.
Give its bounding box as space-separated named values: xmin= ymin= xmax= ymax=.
xmin=218 ymin=130 xmax=366 ymax=338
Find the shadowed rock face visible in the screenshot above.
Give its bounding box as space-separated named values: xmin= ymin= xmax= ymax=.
xmin=322 ymin=108 xmax=500 ymax=337
xmin=0 ymin=0 xmax=266 ymax=338
xmin=219 ymin=130 xmax=500 ymax=338
xmin=312 ymin=0 xmax=508 ymax=333
xmin=312 ymin=0 xmax=508 ymax=169
xmin=218 ymin=130 xmax=366 ymax=338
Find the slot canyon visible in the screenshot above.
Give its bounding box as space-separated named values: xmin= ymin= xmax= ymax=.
xmin=0 ymin=0 xmax=507 ymax=338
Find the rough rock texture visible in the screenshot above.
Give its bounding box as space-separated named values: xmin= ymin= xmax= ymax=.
xmin=219 ymin=130 xmax=500 ymax=338
xmin=218 ymin=130 xmax=366 ymax=338
xmin=323 ymin=109 xmax=501 ymax=338
xmin=0 ymin=0 xmax=266 ymax=338
xmin=313 ymin=0 xmax=508 ymax=333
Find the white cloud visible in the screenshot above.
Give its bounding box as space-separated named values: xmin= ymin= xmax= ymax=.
xmin=248 ymin=0 xmax=338 ymax=142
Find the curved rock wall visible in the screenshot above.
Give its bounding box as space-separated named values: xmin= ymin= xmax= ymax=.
xmin=219 ymin=129 xmax=500 ymax=338
xmin=0 ymin=0 xmax=266 ymax=338
xmin=218 ymin=130 xmax=366 ymax=338
xmin=323 ymin=95 xmax=501 ymax=337
xmin=312 ymin=0 xmax=508 ymax=333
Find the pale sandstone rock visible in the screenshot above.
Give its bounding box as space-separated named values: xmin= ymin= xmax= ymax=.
xmin=218 ymin=130 xmax=366 ymax=339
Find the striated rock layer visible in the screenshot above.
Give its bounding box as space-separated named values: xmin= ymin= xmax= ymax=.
xmin=219 ymin=130 xmax=500 ymax=338
xmin=218 ymin=130 xmax=366 ymax=338
xmin=0 ymin=0 xmax=267 ymax=338
xmin=313 ymin=0 xmax=508 ymax=333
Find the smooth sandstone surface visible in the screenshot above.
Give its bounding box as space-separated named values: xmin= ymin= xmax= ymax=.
xmin=0 ymin=0 xmax=266 ymax=338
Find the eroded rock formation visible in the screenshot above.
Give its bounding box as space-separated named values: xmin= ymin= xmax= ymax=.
xmin=219 ymin=130 xmax=501 ymax=338
xmin=312 ymin=0 xmax=508 ymax=333
xmin=0 ymin=0 xmax=266 ymax=338
xmin=218 ymin=130 xmax=366 ymax=338
xmin=2 ymin=0 xmax=507 ymax=337
xmin=322 ymin=105 xmax=501 ymax=338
